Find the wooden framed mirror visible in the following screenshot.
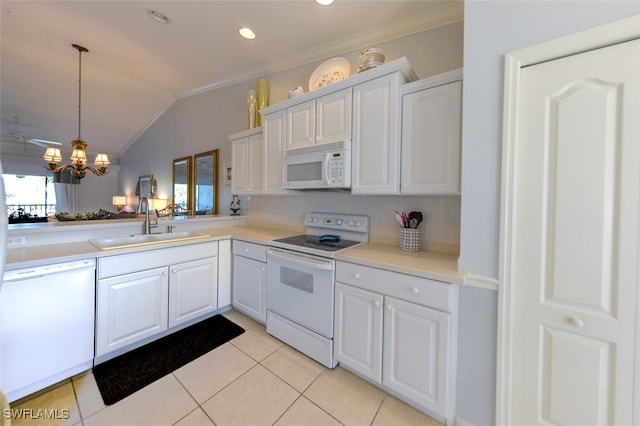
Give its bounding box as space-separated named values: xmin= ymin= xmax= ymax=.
xmin=194 ymin=149 xmax=219 ymax=215
xmin=172 ymin=156 xmax=192 ymax=213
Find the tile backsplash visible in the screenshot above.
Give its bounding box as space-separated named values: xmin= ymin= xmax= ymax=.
xmin=246 ymin=193 xmax=460 ymax=254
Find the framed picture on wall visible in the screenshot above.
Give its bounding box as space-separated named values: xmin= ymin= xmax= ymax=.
xmin=223 ymin=163 xmax=232 ymax=186
xmin=136 ymin=174 xmax=157 ymax=199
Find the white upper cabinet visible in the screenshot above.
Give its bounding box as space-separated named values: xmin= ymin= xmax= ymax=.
xmin=263 ymin=110 xmax=287 ymax=194
xmin=351 ymin=72 xmax=403 ymax=194
xmin=287 ymin=88 xmax=352 ymax=150
xmin=230 ymin=127 xmax=263 ymax=195
xmin=400 ymin=70 xmax=462 ymax=194
xmin=316 ymin=88 xmax=352 ymax=145
xmin=287 ymin=101 xmax=315 ymax=149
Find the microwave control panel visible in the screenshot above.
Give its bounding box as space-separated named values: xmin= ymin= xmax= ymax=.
xmin=327 ymin=151 xmax=351 ymax=187
xmin=328 ymin=154 xmax=344 ymax=185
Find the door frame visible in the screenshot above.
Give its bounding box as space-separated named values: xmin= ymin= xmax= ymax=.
xmin=496 ymin=14 xmax=640 ymax=426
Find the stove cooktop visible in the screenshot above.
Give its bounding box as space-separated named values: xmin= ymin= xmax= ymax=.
xmin=272 ymin=234 xmax=362 ymax=253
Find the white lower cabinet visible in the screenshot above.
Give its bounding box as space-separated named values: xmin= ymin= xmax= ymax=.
xmin=96 ymin=241 xmax=218 ymax=359
xmin=334 ymin=283 xmax=383 ymax=382
xmin=97 ymin=267 xmax=169 ymax=357
xmin=383 ymin=296 xmax=450 ymax=418
xmin=169 ymin=257 xmax=218 ymax=328
xmin=232 ymin=240 xmax=267 ymax=323
xmin=334 ymin=261 xmax=457 ymax=423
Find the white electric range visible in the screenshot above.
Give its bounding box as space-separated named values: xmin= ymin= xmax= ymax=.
xmin=266 ymin=212 xmax=369 ymax=368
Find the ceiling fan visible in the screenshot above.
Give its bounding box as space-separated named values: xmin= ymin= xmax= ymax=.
xmin=0 ymin=116 xmax=63 ymax=148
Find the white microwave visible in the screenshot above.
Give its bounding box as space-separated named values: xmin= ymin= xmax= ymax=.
xmin=283 ymin=140 xmax=351 ymax=190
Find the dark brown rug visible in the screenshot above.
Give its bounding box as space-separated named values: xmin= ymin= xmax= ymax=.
xmin=92 ymin=314 xmax=244 ymax=405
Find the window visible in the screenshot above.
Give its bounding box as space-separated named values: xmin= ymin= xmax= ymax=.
xmin=3 ymin=174 xmax=56 ymax=220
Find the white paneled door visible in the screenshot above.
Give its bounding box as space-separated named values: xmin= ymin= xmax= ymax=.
xmin=508 ymin=38 xmax=639 ymax=425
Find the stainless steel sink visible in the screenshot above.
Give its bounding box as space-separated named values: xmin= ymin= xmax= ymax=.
xmin=89 ymin=231 xmax=210 ymax=250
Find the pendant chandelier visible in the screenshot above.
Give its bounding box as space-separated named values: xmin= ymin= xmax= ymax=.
xmin=43 ymin=44 xmax=109 ymax=179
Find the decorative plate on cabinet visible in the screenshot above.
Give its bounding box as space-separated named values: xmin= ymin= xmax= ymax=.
xmin=309 ymin=57 xmax=351 ymax=91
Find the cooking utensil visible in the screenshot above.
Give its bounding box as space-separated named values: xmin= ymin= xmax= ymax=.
xmin=394 ymin=210 xmax=404 ymax=227
xmin=401 ymin=212 xmax=408 ymax=228
xmin=408 ymin=211 xmax=423 ymax=229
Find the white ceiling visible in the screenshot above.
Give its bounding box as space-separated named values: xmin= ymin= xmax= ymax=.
xmin=0 ymin=0 xmax=462 ymax=162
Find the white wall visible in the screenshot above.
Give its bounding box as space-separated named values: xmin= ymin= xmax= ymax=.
xmin=458 ymin=2 xmax=639 ymax=425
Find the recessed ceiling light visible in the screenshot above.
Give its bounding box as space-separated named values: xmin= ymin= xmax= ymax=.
xmin=239 ymin=27 xmax=256 ymax=40
xmin=316 ymin=0 xmax=334 ymax=5
xmin=147 ymin=9 xmax=171 ymax=24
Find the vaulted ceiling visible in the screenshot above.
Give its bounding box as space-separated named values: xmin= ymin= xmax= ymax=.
xmin=0 ymin=1 xmax=462 ymax=161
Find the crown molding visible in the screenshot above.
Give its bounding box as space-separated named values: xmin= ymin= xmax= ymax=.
xmin=179 ymin=1 xmax=463 ymax=99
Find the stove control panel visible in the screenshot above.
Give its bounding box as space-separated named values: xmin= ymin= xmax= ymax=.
xmin=305 ymin=213 xmax=369 ymax=234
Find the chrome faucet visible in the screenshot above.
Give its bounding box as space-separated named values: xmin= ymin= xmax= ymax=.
xmin=137 ymin=197 xmax=158 ymax=234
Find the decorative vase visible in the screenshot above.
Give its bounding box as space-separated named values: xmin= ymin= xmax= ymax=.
xmin=230 ymin=194 xmax=240 ymax=215
xmin=256 ymin=78 xmax=269 ymax=126
xmin=246 ymin=89 xmax=256 ymax=129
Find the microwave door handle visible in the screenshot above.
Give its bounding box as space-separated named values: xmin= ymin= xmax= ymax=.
xmin=324 ymin=153 xmax=331 ymax=186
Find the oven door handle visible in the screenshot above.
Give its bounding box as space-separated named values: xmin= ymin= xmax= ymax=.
xmin=267 ymin=248 xmax=334 ymax=270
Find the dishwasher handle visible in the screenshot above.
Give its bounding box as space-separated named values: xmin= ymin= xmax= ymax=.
xmin=3 ymin=259 xmax=96 ymax=282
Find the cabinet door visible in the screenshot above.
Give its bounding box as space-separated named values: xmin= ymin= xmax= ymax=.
xmin=232 ymin=255 xmax=267 ymax=323
xmin=231 ymin=137 xmax=249 ymax=193
xmin=383 ymin=296 xmax=450 ymax=417
xmin=287 ymin=100 xmax=315 ymax=149
xmin=316 ymin=88 xmax=352 ymax=145
xmin=334 ymin=283 xmax=383 ymax=382
xmin=401 ymin=81 xmax=461 ymax=194
xmin=263 ymin=110 xmax=286 ymax=193
xmin=352 ymin=73 xmax=402 ymax=194
xmin=169 ymin=257 xmax=218 ymax=328
xmin=217 ymin=239 xmax=232 ymax=308
xmin=96 ymin=267 xmax=169 ymax=357
xmin=248 ymin=132 xmax=264 ymax=194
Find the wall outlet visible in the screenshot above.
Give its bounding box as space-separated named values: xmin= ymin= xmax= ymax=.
xmin=7 ymin=236 xmax=26 ymax=247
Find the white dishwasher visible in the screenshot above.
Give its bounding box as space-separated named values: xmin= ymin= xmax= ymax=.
xmin=1 ymin=258 xmax=96 ymax=402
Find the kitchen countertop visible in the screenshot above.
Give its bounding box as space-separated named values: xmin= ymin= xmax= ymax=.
xmin=5 ymin=224 xmax=462 ymax=284
xmin=4 ymin=225 xmax=297 ymax=271
xmin=335 ymin=242 xmax=463 ymax=284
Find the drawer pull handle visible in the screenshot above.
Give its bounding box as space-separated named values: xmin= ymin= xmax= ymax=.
xmin=354 ymin=273 xmax=361 ymax=279
xmin=171 ymin=269 xmax=177 ymax=274
xmin=162 ymin=271 xmax=168 ymax=276
xmin=567 ymin=316 xmax=585 ymax=327
xmin=411 ymin=287 xmax=419 ymax=294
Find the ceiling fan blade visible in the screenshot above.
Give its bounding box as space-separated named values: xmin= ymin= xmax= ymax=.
xmin=27 ymin=139 xmax=49 ymax=148
xmin=29 ymin=138 xmax=63 ymax=146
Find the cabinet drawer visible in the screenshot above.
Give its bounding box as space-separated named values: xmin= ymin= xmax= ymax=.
xmin=98 ymin=241 xmax=218 ymax=279
xmin=232 ymin=240 xmax=267 ymax=262
xmin=336 ymin=261 xmax=453 ymax=312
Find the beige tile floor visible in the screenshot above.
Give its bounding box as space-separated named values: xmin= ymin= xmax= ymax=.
xmin=8 ymin=310 xmax=443 ymax=426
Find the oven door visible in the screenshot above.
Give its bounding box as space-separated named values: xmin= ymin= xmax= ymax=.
xmin=266 ymin=247 xmax=335 ymax=338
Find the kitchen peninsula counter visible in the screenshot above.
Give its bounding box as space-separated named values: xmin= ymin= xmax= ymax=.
xmin=6 ymin=218 xmax=462 ymax=284
xmin=335 ymin=242 xmax=463 ymax=285
xmin=4 ymin=220 xmax=299 ymax=271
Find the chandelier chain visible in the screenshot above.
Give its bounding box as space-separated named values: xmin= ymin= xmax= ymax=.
xmin=77 ymin=47 xmax=82 ymax=140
